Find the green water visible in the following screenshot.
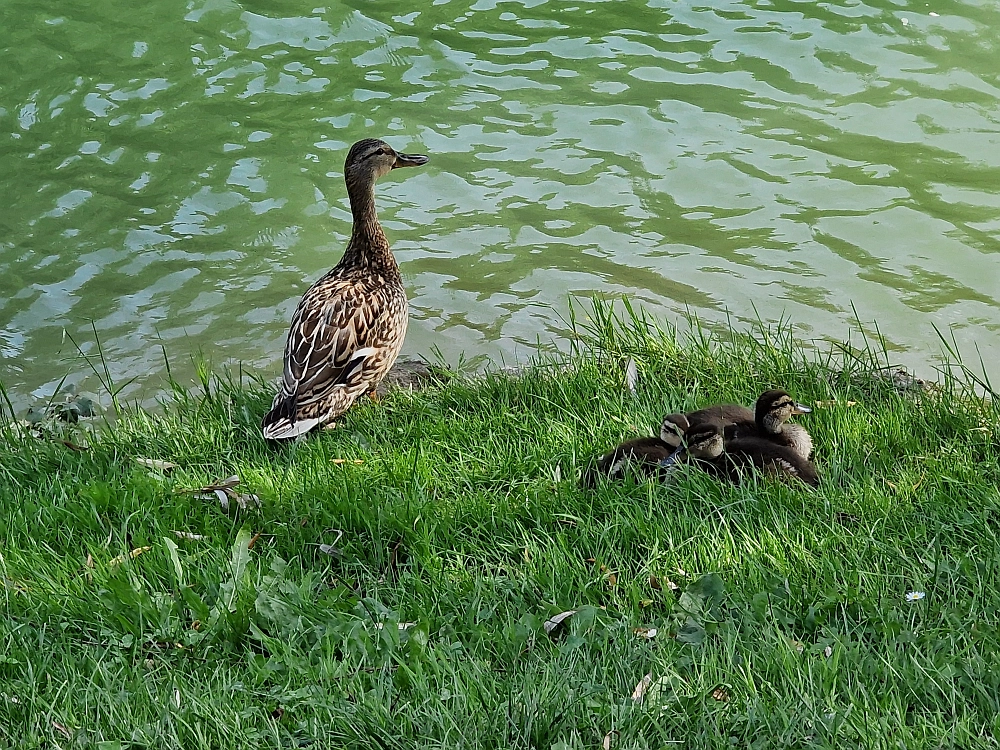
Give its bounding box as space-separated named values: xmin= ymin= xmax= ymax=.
xmin=2 ymin=0 xmax=999 ymax=408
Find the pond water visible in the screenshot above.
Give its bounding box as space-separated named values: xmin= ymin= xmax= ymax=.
xmin=2 ymin=0 xmax=999 ymax=410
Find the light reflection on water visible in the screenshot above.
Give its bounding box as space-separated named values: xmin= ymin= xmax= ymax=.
xmin=1 ymin=0 xmax=998 ymax=410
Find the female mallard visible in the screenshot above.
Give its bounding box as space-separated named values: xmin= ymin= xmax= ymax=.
xmin=262 ymin=138 xmax=429 ymax=440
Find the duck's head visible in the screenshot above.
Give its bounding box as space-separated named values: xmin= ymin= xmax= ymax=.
xmin=659 ymin=419 xmax=724 ymax=467
xmin=344 ymin=138 xmax=429 ymax=186
xmin=659 ymin=413 xmax=690 ymax=447
xmin=755 ymin=389 xmax=811 ymax=433
xmin=684 ymin=419 xmax=725 ymax=460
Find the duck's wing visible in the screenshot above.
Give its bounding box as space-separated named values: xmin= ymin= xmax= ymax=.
xmin=263 ymin=281 xmax=383 ymax=439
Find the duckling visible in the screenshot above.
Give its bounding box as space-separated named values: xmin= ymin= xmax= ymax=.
xmin=659 ymin=402 xmax=754 ymax=445
xmin=262 ymin=139 xmax=429 ymax=440
xmin=670 ymin=419 xmax=819 ymax=488
xmin=581 ymin=436 xmax=678 ymax=487
xmin=735 ymin=389 xmax=813 ymax=459
xmin=585 ymin=403 xmax=756 ymax=486
xmin=711 ymin=435 xmax=820 ymax=488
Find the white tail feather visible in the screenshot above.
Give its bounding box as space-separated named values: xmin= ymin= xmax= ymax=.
xmin=262 ymin=415 xmax=323 ymax=440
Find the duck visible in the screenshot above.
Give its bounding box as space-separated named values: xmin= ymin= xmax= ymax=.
xmin=661 ymin=389 xmax=812 ymax=459
xmin=585 ymin=402 xmax=755 ymax=486
xmin=671 ymin=419 xmax=820 ymax=488
xmin=731 ymin=389 xmax=813 ymax=459
xmin=581 ymin=435 xmax=678 ymax=487
xmin=261 ymin=138 xmax=429 ymax=440
xmin=659 ymin=402 xmax=753 ymax=445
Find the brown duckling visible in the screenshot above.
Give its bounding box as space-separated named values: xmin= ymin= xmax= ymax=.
xmin=673 ymin=419 xmax=820 ymax=488
xmin=581 ymin=436 xmax=677 ymax=487
xmin=659 ymin=402 xmax=754 ymax=445
xmin=732 ymin=389 xmax=813 ymax=459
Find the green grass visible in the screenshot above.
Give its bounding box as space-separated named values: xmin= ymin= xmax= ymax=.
xmin=2 ymin=300 xmax=999 ymax=749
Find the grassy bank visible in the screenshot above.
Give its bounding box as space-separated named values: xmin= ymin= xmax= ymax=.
xmin=2 ymin=302 xmax=999 ymax=749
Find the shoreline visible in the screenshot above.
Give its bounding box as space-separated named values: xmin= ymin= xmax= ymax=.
xmin=2 ymin=301 xmax=998 ymax=746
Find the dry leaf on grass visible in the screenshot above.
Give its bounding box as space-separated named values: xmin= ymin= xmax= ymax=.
xmin=649 ymin=575 xmax=680 ymax=592
xmin=624 ymin=357 xmax=639 ymax=394
xmin=375 ymin=621 xmax=417 ymax=631
xmin=51 ymin=720 xmax=71 ymax=739
xmin=315 ymin=529 xmax=345 ymax=559
xmin=603 ymin=730 xmax=619 ymax=750
xmin=814 ymin=400 xmax=857 ymax=408
xmin=136 ymin=457 xmax=178 ymax=472
xmin=181 ymin=475 xmax=260 ymax=511
xmin=331 ymin=458 xmax=363 ymax=465
xmin=543 ymin=610 xmax=577 ymax=636
xmin=711 ymin=687 xmax=730 ymax=702
xmin=631 ymin=673 xmax=653 ymax=702
xmin=634 ymin=626 xmax=658 ymax=639
xmin=172 ymin=531 xmax=205 ymax=541
xmin=55 ymin=438 xmax=89 ymax=451
xmin=109 ymin=546 xmax=153 ymax=567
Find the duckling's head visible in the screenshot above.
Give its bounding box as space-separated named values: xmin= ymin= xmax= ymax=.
xmin=683 ymin=419 xmax=724 ymax=460
xmin=344 ymin=138 xmax=429 ymax=187
xmin=660 ymin=419 xmax=724 ymax=468
xmin=755 ymin=389 xmax=811 ymax=433
xmin=659 ymin=413 xmax=690 ymax=447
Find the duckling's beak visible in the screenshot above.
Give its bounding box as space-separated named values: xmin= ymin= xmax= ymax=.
xmin=792 ymin=403 xmax=812 ymax=415
xmin=657 ymin=445 xmax=686 ymax=469
xmin=393 ymin=152 xmax=429 ymax=169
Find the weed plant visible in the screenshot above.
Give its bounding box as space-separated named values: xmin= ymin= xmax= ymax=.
xmin=1 ymin=299 xmax=998 ymax=748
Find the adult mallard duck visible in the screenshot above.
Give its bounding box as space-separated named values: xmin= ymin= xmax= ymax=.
xmin=262 ymin=138 xmax=429 ymax=440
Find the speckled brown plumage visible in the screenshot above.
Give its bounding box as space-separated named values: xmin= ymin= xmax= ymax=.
xmin=262 ymin=138 xmax=428 ymax=440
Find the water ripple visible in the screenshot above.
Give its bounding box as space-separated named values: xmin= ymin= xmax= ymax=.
xmin=1 ymin=0 xmax=999 ymax=406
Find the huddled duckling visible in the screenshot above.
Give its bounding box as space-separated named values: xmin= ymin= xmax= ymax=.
xmin=583 ymin=388 xmax=816 ymax=488
xmin=738 ymin=389 xmax=813 ymax=459
xmin=659 ymin=402 xmax=754 ymax=445
xmin=262 ymin=139 xmax=429 ymax=440
xmin=581 ymin=435 xmax=679 ymax=487
xmin=672 ymin=418 xmax=820 ymax=488
xmin=583 ymin=403 xmax=757 ymax=486
xmin=663 ymin=389 xmax=812 ymax=458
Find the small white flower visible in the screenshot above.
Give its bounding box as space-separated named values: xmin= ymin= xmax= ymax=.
xmin=905 ymin=591 xmax=925 ymax=602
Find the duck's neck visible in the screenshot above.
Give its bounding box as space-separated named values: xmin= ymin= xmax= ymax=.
xmin=759 ymin=413 xmax=782 ymax=435
xmin=341 ymin=179 xmax=400 ymax=278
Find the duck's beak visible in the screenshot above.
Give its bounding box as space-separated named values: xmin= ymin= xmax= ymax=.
xmin=657 ymin=445 xmax=686 ymax=469
xmin=792 ymin=402 xmax=812 ymax=415
xmin=393 ymin=152 xmax=429 ymax=169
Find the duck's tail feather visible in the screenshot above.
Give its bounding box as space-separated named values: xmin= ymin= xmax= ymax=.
xmin=262 ymin=395 xmax=322 ymax=440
